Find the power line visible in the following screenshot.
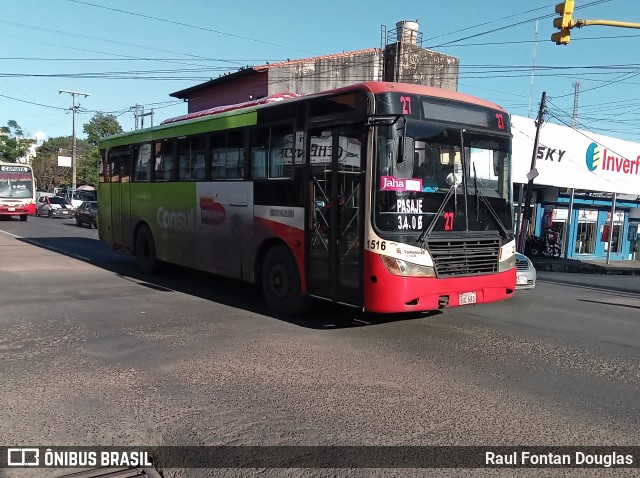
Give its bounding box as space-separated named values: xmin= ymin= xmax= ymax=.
xmin=64 ymin=0 xmax=319 ymax=55
xmin=0 ymin=20 xmax=246 ymax=68
xmin=426 ymin=5 xmax=551 ymax=41
xmin=426 ymin=0 xmax=613 ymax=48
xmin=0 ymin=93 xmax=67 ymax=110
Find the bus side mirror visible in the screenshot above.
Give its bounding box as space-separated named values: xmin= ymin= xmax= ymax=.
xmin=393 ymin=137 xmax=415 ymax=179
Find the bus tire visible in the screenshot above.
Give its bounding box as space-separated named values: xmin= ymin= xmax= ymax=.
xmin=135 ymin=225 xmax=160 ymax=274
xmin=20 ymin=215 xmax=27 ymax=221
xmin=261 ymin=244 xmax=310 ymax=317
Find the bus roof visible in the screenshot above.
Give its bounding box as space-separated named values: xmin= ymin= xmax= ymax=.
xmin=100 ymin=82 xmax=507 ymax=149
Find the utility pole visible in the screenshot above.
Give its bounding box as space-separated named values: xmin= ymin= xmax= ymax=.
xmin=59 ymin=89 xmax=90 ymax=190
xmin=518 ymin=91 xmax=546 ymax=253
xmin=140 ymin=109 xmax=154 ymax=129
xmin=131 ymin=104 xmax=141 ymax=130
xmin=131 ymin=104 xmax=153 ymax=129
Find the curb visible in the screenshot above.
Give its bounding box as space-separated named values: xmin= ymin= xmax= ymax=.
xmin=530 ymin=259 xmax=640 ymax=275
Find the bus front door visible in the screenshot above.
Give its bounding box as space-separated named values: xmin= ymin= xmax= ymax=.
xmin=307 ymin=127 xmax=363 ymax=307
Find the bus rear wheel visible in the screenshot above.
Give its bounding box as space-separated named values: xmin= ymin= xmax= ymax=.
xmin=20 ymin=215 xmax=27 ymax=221
xmin=261 ymin=244 xmax=310 ymax=317
xmin=135 ymin=225 xmax=159 ymax=273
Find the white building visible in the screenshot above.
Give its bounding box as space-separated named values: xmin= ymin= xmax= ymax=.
xmin=512 ymin=115 xmax=640 ymax=261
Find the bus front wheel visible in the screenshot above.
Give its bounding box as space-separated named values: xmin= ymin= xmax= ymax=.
xmin=135 ymin=225 xmax=159 ymax=273
xmin=261 ymin=244 xmax=310 ymax=317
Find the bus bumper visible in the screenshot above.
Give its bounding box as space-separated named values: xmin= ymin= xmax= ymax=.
xmin=363 ymin=251 xmax=516 ymax=313
xmin=0 ymin=204 xmax=36 ymax=216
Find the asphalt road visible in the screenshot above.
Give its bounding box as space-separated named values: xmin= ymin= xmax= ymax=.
xmin=1 ymin=216 xmax=639 ymax=478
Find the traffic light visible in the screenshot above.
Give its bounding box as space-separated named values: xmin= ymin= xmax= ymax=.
xmin=551 ymin=0 xmax=575 ymax=45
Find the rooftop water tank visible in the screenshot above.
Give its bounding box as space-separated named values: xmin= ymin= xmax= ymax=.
xmin=396 ymin=20 xmax=420 ymax=44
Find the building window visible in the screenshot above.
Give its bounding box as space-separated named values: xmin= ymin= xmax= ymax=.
xmin=603 ymin=220 xmax=624 ymax=253
xmin=575 ymin=210 xmax=597 ymax=254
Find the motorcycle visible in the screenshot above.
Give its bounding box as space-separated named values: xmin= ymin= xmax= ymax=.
xmin=525 ymin=231 xmax=561 ymax=258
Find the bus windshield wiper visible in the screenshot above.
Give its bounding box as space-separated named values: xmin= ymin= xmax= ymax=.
xmin=473 ymin=163 xmax=480 ymax=222
xmin=417 ymin=184 xmax=456 ymax=244
xmin=472 ymin=164 xmax=509 ymax=239
xmin=459 ymin=129 xmax=469 ymax=232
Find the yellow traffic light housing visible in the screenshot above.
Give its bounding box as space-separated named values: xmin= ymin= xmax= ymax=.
xmin=551 ymin=30 xmax=571 ymax=45
xmin=552 ymin=0 xmax=575 ymax=45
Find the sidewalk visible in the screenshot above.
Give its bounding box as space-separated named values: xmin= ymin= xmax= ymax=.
xmin=529 ymin=255 xmax=640 ymax=275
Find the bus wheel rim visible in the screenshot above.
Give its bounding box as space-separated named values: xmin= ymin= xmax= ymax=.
xmin=269 ymin=263 xmax=290 ymax=299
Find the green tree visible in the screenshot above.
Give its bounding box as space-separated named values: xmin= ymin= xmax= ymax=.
xmin=81 ymin=112 xmax=123 ymax=186
xmin=31 ymin=136 xmax=72 ymax=191
xmin=31 ymin=136 xmax=91 ymax=191
xmin=0 ymin=120 xmax=34 ymax=163
xmin=83 ymin=112 xmax=123 ymax=147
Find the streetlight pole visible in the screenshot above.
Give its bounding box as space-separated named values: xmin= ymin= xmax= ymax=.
xmin=59 ymin=89 xmax=90 ymax=189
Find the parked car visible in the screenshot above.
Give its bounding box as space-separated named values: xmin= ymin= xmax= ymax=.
xmin=36 ymin=195 xmax=74 ymax=218
xmin=515 ymin=252 xmax=536 ymax=290
xmin=74 ymin=201 xmax=98 ymax=228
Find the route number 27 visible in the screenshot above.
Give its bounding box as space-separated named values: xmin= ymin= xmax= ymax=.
xmin=400 ymin=96 xmax=412 ymax=115
xmin=444 ymin=212 xmax=454 ymax=231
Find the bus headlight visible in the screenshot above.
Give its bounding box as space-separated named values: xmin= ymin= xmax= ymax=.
xmin=499 ymin=254 xmax=516 ymax=272
xmin=380 ymin=255 xmax=436 ymax=278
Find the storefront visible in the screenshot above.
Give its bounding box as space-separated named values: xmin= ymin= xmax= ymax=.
xmin=511 ymin=115 xmax=640 ymax=261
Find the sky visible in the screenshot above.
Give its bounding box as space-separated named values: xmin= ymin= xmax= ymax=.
xmin=2 ymin=0 xmax=640 ymax=144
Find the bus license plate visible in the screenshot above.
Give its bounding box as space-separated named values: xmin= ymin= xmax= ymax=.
xmin=459 ymin=292 xmax=476 ymax=305
xmin=8 ymin=207 xmax=15 ymax=212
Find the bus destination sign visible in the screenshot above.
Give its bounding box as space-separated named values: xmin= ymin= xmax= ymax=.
xmin=378 ymin=92 xmax=510 ymax=133
xmin=0 ymin=165 xmax=30 ymax=172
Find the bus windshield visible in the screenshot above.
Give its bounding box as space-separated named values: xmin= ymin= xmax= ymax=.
xmin=73 ymin=190 xmax=97 ymax=202
xmin=374 ymin=121 xmax=513 ymax=239
xmin=0 ymin=171 xmax=34 ymax=199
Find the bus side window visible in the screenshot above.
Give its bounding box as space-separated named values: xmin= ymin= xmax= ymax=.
xmin=269 ymin=124 xmax=294 ymax=178
xmin=192 ymin=135 xmax=207 ymax=180
xmin=226 ymin=131 xmax=244 ymax=179
xmin=211 ymin=131 xmax=244 ymax=180
xmin=178 ymin=137 xmax=190 ymax=180
xmin=155 ymin=140 xmax=176 ymax=181
xmin=99 ymin=149 xmax=108 ymax=183
xmin=120 ymin=150 xmax=131 ymax=183
xmin=251 ymin=124 xmax=294 ymax=179
xmin=109 ymin=154 xmax=120 ymax=183
xmin=178 ymin=135 xmax=206 ymax=181
xmin=250 ymin=127 xmax=269 ymax=179
xmin=134 ymin=144 xmax=151 ymax=181
xmin=210 ymin=133 xmax=226 ymax=180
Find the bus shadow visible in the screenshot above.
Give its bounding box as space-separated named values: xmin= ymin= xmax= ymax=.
xmin=17 ymin=235 xmax=441 ymax=329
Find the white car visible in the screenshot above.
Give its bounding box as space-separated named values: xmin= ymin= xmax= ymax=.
xmin=36 ymin=195 xmax=74 ymax=218
xmin=515 ymin=252 xmax=536 ymax=290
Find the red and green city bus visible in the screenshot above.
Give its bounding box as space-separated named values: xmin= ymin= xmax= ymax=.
xmin=98 ymin=82 xmax=516 ymax=315
xmin=0 ymin=162 xmax=37 ymax=220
